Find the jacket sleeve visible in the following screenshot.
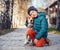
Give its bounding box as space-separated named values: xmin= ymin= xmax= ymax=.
xmin=36 ymin=16 xmax=48 ymax=40
xmin=25 ymin=20 xmax=28 ymax=27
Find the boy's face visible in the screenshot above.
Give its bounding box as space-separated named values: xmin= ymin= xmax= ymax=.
xmin=30 ymin=10 xmax=38 ymax=18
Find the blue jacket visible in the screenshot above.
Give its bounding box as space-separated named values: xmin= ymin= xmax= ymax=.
xmin=25 ymin=12 xmax=48 ymax=40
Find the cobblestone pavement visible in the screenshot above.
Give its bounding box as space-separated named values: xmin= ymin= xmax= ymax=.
xmin=0 ymin=28 xmax=60 ymax=50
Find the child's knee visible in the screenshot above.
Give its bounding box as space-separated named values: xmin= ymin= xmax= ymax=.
xmin=35 ymin=38 xmax=46 ymax=47
xmin=26 ymin=29 xmax=34 ymax=35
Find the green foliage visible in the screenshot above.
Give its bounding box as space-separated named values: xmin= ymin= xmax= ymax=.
xmin=48 ymin=28 xmax=60 ymax=34
xmin=0 ymin=28 xmax=16 ymax=36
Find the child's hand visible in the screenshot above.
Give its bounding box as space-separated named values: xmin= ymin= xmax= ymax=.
xmin=28 ymin=24 xmax=33 ymax=28
xmin=34 ymin=39 xmax=38 ymax=44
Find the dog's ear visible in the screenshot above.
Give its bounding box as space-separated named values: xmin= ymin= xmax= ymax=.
xmin=26 ymin=16 xmax=28 ymax=21
xmin=26 ymin=14 xmax=29 ymax=20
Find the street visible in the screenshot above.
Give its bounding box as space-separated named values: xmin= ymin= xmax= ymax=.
xmin=0 ymin=28 xmax=60 ymax=50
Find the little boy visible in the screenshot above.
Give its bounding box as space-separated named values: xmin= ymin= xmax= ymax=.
xmin=25 ymin=6 xmax=52 ymax=47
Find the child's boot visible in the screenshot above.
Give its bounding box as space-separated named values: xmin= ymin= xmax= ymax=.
xmin=45 ymin=38 xmax=52 ymax=46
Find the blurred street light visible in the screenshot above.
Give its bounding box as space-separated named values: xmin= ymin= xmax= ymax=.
xmin=55 ymin=5 xmax=58 ymax=8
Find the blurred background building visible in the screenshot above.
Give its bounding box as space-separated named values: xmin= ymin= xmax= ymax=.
xmin=45 ymin=0 xmax=60 ymax=30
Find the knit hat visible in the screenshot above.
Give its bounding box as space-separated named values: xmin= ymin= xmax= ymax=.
xmin=28 ymin=6 xmax=38 ymax=15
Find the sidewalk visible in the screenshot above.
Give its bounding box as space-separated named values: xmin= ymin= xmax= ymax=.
xmin=0 ymin=28 xmax=60 ymax=50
